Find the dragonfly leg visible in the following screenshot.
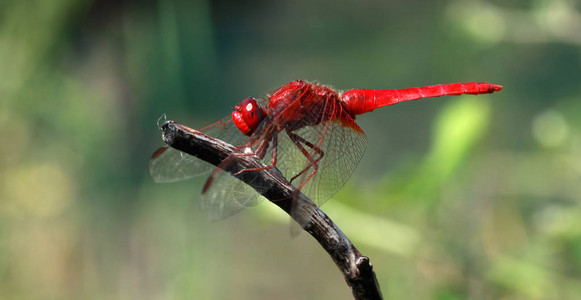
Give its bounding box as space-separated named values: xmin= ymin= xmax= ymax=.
xmin=286 ymin=131 xmax=325 ymax=187
xmin=203 ymin=135 xmax=275 ymax=194
xmin=233 ymin=134 xmax=279 ymax=175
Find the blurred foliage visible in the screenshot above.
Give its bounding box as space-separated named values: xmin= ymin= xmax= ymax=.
xmin=1 ymin=0 xmax=581 ymax=299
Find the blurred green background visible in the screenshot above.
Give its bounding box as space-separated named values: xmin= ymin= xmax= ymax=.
xmin=1 ymin=0 xmax=580 ymax=299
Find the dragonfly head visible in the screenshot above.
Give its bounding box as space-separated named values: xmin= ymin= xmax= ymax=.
xmin=232 ymin=97 xmax=266 ymax=136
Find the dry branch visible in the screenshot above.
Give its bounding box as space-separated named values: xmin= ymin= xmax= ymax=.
xmin=159 ymin=120 xmax=382 ymax=300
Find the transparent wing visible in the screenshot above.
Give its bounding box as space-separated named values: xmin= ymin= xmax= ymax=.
xmin=274 ymin=98 xmax=368 ymax=207
xmin=149 ymin=146 xmax=214 ymax=183
xmin=298 ymin=117 xmax=367 ymax=206
xmin=200 ymin=162 xmax=267 ymax=221
xmin=197 ymin=116 xmax=276 ymax=220
xmin=148 ymin=116 xmax=248 ymax=183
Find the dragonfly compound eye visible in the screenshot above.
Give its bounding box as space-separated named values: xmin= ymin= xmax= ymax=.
xmin=232 ymin=97 xmax=265 ymax=136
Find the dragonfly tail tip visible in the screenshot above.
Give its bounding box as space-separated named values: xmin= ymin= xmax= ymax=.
xmin=491 ymin=84 xmax=503 ymax=92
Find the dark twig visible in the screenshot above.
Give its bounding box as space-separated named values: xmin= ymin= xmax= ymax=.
xmin=160 ymin=120 xmax=382 ymax=300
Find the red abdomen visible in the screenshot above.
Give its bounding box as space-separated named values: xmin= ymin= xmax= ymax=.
xmin=341 ymin=82 xmax=503 ymax=115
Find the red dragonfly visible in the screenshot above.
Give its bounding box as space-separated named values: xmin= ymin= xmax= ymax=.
xmin=149 ymin=80 xmax=502 ymax=220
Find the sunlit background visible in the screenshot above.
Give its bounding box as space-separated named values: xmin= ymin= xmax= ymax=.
xmin=2 ymin=0 xmax=581 ymax=299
